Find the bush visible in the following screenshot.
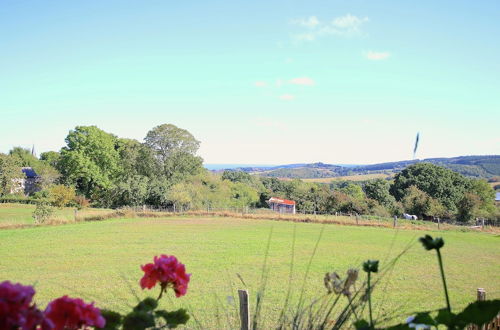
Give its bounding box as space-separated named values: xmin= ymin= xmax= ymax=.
xmin=32 ymin=202 xmax=54 ymax=224
xmin=74 ymin=195 xmax=90 ymax=209
xmin=47 ymin=185 xmax=76 ymax=208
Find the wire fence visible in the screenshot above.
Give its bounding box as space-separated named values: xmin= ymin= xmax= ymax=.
xmin=124 ymin=205 xmax=500 ymax=227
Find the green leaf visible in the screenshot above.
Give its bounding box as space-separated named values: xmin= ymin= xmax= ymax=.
xmin=99 ymin=310 xmax=122 ymax=330
xmin=122 ymin=311 xmax=155 ymax=330
xmin=353 ymin=319 xmax=371 ymax=330
xmin=434 ymin=308 xmax=454 ymax=325
xmin=419 ymin=235 xmax=444 ymax=250
xmin=454 ymin=299 xmax=500 ymax=327
xmin=155 ymin=308 xmax=190 ymax=328
xmin=133 ymin=297 xmax=158 ymax=312
xmin=362 ymin=260 xmax=379 ymax=273
xmin=411 ymin=312 xmax=436 ymax=326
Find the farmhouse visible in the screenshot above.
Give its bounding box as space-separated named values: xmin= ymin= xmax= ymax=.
xmin=268 ymin=197 xmax=296 ymax=214
xmin=10 ymin=167 xmax=41 ymax=195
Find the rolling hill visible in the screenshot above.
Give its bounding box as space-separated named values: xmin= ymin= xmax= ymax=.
xmin=221 ymin=155 xmax=500 ymax=180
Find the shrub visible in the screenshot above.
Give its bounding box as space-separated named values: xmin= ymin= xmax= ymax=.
xmin=73 ymin=195 xmax=90 ymax=209
xmin=32 ymin=202 xmax=54 ymax=224
xmin=47 ymin=185 xmax=76 ymax=208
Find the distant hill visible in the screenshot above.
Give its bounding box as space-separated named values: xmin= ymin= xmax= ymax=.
xmin=219 ymin=155 xmax=500 ymax=179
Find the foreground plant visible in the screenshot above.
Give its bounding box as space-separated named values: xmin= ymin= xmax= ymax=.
xmin=0 ymin=254 xmax=191 ymax=330
xmin=0 ymin=281 xmax=104 ymax=330
xmin=45 ymin=296 xmax=105 ymax=330
xmin=419 ymin=235 xmax=450 ymax=313
xmin=0 ymin=281 xmax=51 ymax=329
xmin=354 ymin=235 xmax=500 ymax=330
xmin=100 ymin=254 xmax=191 ymax=329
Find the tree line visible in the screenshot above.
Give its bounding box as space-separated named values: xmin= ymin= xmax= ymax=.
xmin=0 ymin=124 xmax=497 ymax=222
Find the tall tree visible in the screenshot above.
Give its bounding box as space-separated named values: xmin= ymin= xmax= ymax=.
xmin=59 ymin=126 xmax=121 ymax=198
xmin=144 ymin=124 xmax=203 ymax=181
xmin=9 ymin=147 xmax=38 ymax=167
xmin=40 ymin=151 xmax=61 ymax=168
xmin=144 ymin=124 xmax=200 ymax=162
xmin=390 ymin=163 xmax=469 ymax=212
xmin=364 ymin=178 xmax=396 ymax=208
xmin=0 ymin=154 xmax=23 ymax=196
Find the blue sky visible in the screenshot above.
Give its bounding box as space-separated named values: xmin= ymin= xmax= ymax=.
xmin=1 ymin=0 xmax=499 ymax=164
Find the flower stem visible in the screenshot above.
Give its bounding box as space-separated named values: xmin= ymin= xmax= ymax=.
xmin=157 ymin=283 xmax=167 ymax=301
xmin=157 ymin=288 xmax=163 ymax=301
xmin=367 ymin=272 xmax=373 ymax=328
xmin=436 ymin=249 xmax=451 ymax=313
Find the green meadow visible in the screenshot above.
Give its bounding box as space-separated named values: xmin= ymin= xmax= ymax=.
xmin=0 ymin=213 xmax=499 ymax=328
xmin=0 ymin=203 xmax=115 ymax=227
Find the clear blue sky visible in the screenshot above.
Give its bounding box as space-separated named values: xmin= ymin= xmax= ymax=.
xmin=1 ymin=0 xmax=499 ymax=164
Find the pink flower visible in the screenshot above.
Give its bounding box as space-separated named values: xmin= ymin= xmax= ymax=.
xmin=140 ymin=255 xmax=191 ymax=297
xmin=0 ymin=281 xmax=51 ymax=330
xmin=44 ymin=296 xmax=105 ymax=330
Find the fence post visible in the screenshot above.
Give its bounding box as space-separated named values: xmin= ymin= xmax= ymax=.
xmin=74 ymin=208 xmax=78 ymax=221
xmin=393 ymin=216 xmax=397 ymax=228
xmin=437 ymin=218 xmax=440 ymax=230
xmin=477 ymin=288 xmax=486 ymax=301
xmin=238 ymin=289 xmax=249 ymax=330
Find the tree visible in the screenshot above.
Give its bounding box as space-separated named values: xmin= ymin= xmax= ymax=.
xmin=144 ymin=124 xmax=203 ymax=182
xmin=229 ymin=182 xmax=259 ymax=208
xmin=168 ymin=183 xmax=192 ymax=211
xmin=59 ymin=126 xmax=121 ymax=198
xmin=32 ymin=162 xmax=61 ymax=189
xmin=146 ymin=178 xmax=172 ymax=206
xmin=144 ymin=124 xmax=200 ymax=161
xmin=9 ymin=147 xmax=37 ymax=167
xmin=163 ymin=151 xmax=203 ymax=182
xmin=0 ymin=154 xmax=23 ymax=196
xmin=222 ymin=170 xmax=252 ymax=184
xmin=339 ymin=183 xmax=365 ymax=201
xmin=401 ymin=185 xmax=434 ymax=218
xmin=40 ymin=151 xmax=61 ymax=168
xmin=364 ymin=179 xmax=396 ymax=209
xmin=112 ymin=175 xmax=149 ymax=207
xmin=457 ymin=193 xmax=482 ymax=223
xmin=469 ymin=179 xmax=496 ymax=217
xmin=390 ymin=163 xmax=469 ymax=212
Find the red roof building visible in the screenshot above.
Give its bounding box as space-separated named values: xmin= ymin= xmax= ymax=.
xmin=268 ymin=197 xmax=296 ymax=214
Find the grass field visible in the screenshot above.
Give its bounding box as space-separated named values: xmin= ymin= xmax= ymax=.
xmin=302 ymin=173 xmax=393 ymax=183
xmin=1 ymin=214 xmax=499 ymax=328
xmin=0 ymin=203 xmax=115 ymax=228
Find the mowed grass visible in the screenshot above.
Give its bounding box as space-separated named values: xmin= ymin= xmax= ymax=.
xmin=0 ymin=203 xmax=114 ymax=227
xmin=0 ymin=216 xmax=499 ymax=328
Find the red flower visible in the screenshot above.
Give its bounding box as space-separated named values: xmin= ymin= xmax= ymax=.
xmin=44 ymin=296 xmax=105 ymax=330
xmin=0 ymin=281 xmax=51 ymax=330
xmin=140 ymin=255 xmax=191 ymax=297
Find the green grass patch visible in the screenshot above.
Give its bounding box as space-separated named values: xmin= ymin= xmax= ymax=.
xmin=0 ymin=216 xmax=498 ymax=328
xmin=0 ymin=203 xmax=114 ymax=227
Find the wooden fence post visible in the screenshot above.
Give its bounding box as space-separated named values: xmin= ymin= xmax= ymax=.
xmin=437 ymin=218 xmax=440 ymax=230
xmin=393 ymin=216 xmax=397 ymax=228
xmin=477 ymin=288 xmax=486 ymax=301
xmin=238 ymin=289 xmax=249 ymax=330
xmin=74 ymin=208 xmax=78 ymax=221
